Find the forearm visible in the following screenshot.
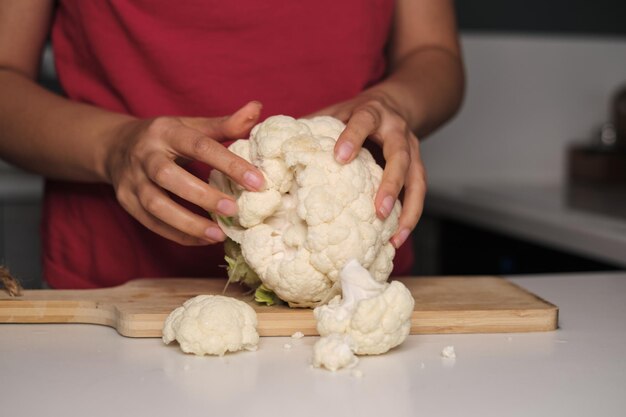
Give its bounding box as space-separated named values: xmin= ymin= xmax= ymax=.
xmin=0 ymin=68 xmax=134 ymax=182
xmin=369 ymin=45 xmax=465 ymax=139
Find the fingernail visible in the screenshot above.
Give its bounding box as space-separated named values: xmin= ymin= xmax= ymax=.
xmin=392 ymin=228 xmax=410 ymax=248
xmin=246 ymin=101 xmax=262 ymax=120
xmin=244 ymin=170 xmax=264 ymax=190
xmin=217 ymin=199 xmax=237 ymax=216
xmin=379 ymin=195 xmax=395 ymax=218
xmin=335 ymin=142 xmax=353 ymax=163
xmin=205 ymin=227 xmax=225 ymax=241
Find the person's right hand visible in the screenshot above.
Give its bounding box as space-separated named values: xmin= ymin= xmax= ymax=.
xmin=104 ymin=101 xmax=265 ymax=246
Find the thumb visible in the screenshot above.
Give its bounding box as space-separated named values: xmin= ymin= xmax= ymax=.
xmin=180 ymin=101 xmax=263 ymax=142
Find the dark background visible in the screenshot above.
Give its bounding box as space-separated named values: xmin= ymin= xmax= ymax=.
xmin=455 ymin=0 xmax=626 ymax=37
xmin=422 ymin=218 xmax=620 ymax=276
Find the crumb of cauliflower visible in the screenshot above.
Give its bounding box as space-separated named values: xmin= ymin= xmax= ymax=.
xmin=441 ymin=345 xmax=456 ymax=359
xmin=210 ymin=115 xmax=401 ymax=307
xmin=162 ymin=295 xmax=259 ymax=356
xmin=351 ymin=369 xmax=364 ymax=378
xmin=291 ymin=331 xmax=305 ymax=339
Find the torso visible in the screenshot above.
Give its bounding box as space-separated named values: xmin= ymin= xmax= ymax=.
xmin=44 ymin=0 xmax=413 ymax=288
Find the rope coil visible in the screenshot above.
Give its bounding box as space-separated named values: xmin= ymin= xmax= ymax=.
xmin=0 ymin=265 xmax=23 ymax=297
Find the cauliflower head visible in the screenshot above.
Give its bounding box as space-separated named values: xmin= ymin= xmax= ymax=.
xmin=313 ymin=259 xmax=414 ymax=370
xmin=210 ymin=115 xmax=401 ymax=307
xmin=162 ymin=295 xmax=259 ymax=356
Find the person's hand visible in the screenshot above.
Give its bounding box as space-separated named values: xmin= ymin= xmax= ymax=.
xmin=310 ymin=91 xmax=426 ymax=249
xmin=104 ymin=101 xmax=266 ymax=246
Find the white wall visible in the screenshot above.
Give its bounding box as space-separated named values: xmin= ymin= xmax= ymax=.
xmin=422 ymin=34 xmax=626 ymax=185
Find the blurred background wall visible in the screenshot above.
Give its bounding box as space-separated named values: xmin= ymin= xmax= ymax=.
xmin=425 ymin=0 xmax=626 ymax=185
xmin=416 ymin=0 xmax=626 ymax=276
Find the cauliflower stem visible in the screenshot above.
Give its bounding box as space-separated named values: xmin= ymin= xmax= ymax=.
xmin=254 ymin=284 xmax=283 ymax=306
xmin=223 ymin=238 xmax=261 ymax=289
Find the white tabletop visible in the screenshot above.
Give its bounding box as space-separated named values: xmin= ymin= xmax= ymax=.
xmin=1 ymin=272 xmax=625 ymax=417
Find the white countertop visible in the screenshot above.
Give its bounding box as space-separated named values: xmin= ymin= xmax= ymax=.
xmin=1 ymin=272 xmax=625 ymax=417
xmin=425 ymin=182 xmax=626 ymax=267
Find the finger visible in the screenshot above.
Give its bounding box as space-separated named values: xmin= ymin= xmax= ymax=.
xmin=168 ymin=125 xmax=265 ymax=191
xmin=334 ymin=103 xmax=381 ymax=164
xmin=144 ymin=153 xmax=238 ymax=216
xmin=180 ymin=101 xmax=263 ymax=142
xmin=374 ymin=127 xmax=412 ymax=219
xmin=391 ymin=135 xmax=427 ymax=249
xmin=135 ymin=178 xmax=227 ymax=243
xmin=116 ymin=187 xmax=214 ymax=246
xmin=221 ymin=101 xmax=263 ymax=138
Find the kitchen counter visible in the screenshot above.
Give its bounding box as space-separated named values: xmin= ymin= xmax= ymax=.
xmin=425 ymin=182 xmax=626 ymax=267
xmin=0 ymin=171 xmax=43 ymax=201
xmin=1 ymin=272 xmax=625 ymax=417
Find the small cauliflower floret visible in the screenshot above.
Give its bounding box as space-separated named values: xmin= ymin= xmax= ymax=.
xmin=237 ymin=189 xmax=282 ymax=228
xmin=312 ymin=334 xmax=359 ymax=371
xmin=162 ymin=295 xmax=259 ymax=356
xmin=312 ymin=259 xmax=414 ymax=371
xmin=250 ymin=115 xmax=311 ymax=159
xmin=299 ymin=115 xmax=345 ymax=139
xmin=210 ymin=115 xmax=401 ymax=307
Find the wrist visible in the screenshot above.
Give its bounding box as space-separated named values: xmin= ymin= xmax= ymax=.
xmin=98 ymin=116 xmax=138 ymax=184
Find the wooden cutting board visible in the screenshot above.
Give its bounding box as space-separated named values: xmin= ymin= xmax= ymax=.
xmin=0 ymin=276 xmax=558 ymax=337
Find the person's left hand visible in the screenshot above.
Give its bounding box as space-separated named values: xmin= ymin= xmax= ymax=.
xmin=309 ymin=91 xmax=427 ymax=249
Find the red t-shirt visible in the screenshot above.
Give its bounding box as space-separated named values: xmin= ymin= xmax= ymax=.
xmin=45 ymin=0 xmax=414 ymax=288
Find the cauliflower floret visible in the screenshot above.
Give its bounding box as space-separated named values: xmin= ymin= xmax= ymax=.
xmin=237 ymin=189 xmax=282 ymax=228
xmin=312 ymin=259 xmax=414 ymax=371
xmin=299 ymin=116 xmax=346 ymax=139
xmin=162 ymin=295 xmax=259 ymax=356
xmin=210 ymin=115 xmax=401 ymax=307
xmin=250 ymin=115 xmax=311 ymax=159
xmin=312 ymin=334 xmax=359 ymax=371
